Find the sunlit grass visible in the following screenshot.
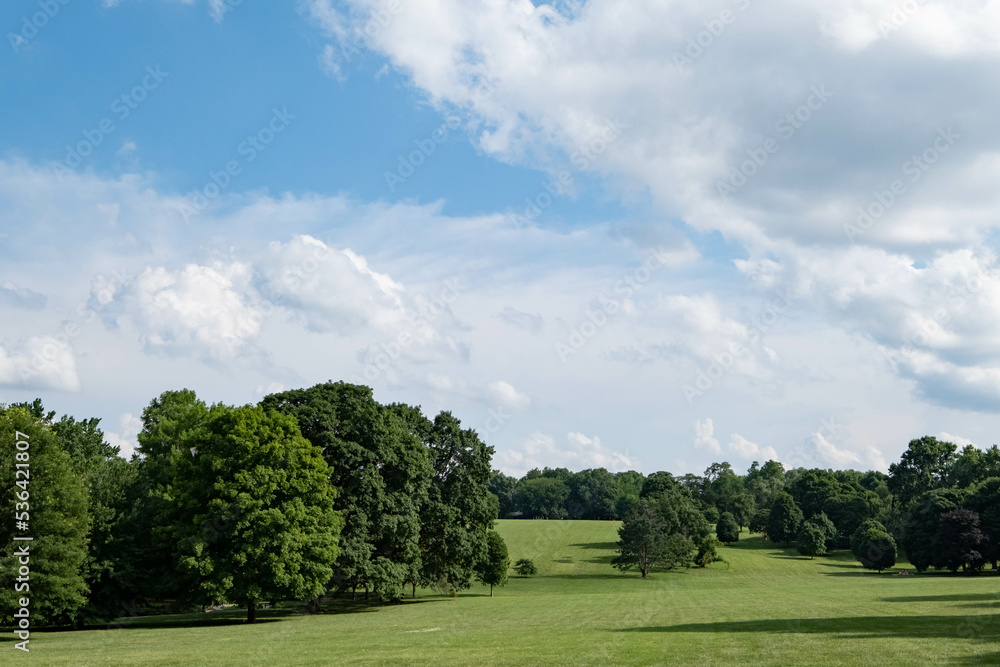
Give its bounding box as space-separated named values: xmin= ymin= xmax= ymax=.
xmin=12 ymin=520 xmax=1000 ymax=666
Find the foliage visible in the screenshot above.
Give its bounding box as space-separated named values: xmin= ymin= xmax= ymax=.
xmin=899 ymin=488 xmax=964 ymax=572
xmin=262 ymin=382 xmax=431 ymax=602
xmin=695 ymin=537 xmax=725 ymax=568
xmin=168 ymin=403 xmax=342 ymax=622
xmin=807 ymin=511 xmax=838 ymax=551
xmin=488 ymin=471 xmax=519 ymax=519
xmin=475 ymin=530 xmax=509 ymax=596
xmin=796 ymin=522 xmax=827 ymax=559
xmin=888 ymin=436 xmax=958 ymax=508
xmin=396 ymin=407 xmax=497 ymax=594
xmin=703 ymin=506 xmax=720 ymax=524
xmin=514 ymin=477 xmax=569 ymax=519
xmin=851 ymin=519 xmax=897 ymax=572
xmin=513 ymin=558 xmax=537 ymax=576
xmin=931 ymin=509 xmax=986 ymax=574
xmin=612 ymin=500 xmax=667 ymax=579
xmin=0 ymin=406 xmax=90 ymax=626
xmin=716 ymin=511 xmax=740 ymax=544
xmin=767 ymin=493 xmax=803 ymax=546
xmin=749 ymin=509 xmax=770 ymax=536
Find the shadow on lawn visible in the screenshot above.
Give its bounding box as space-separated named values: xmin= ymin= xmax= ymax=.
xmin=616 ymin=613 xmax=1000 ymax=643
xmin=0 ymin=597 xmax=449 ymax=637
xmin=569 ymin=542 xmax=619 ymax=550
xmin=882 ymin=593 xmax=1000 ymax=604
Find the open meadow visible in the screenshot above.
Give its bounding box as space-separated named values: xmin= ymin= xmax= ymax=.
xmin=10 ymin=519 xmax=1000 ymax=666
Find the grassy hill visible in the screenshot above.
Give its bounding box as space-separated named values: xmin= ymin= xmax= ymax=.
xmin=12 ymin=519 xmax=1000 ymax=665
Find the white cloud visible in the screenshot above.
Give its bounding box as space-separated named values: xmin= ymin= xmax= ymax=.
xmin=809 ymin=431 xmax=862 ymax=467
xmin=0 ymin=281 xmax=46 ymax=311
xmin=693 ymin=418 xmax=722 ymax=455
xmin=257 ymin=235 xmax=409 ymax=337
xmin=727 ymin=432 xmax=779 ymax=462
xmin=105 ymin=412 xmax=142 ymax=459
xmin=0 ymin=337 xmax=80 ymax=392
xmin=487 ymin=380 xmax=531 ymax=411
xmin=97 ymin=262 xmax=259 ymax=363
xmin=937 ymin=431 xmax=975 ymax=448
xmin=496 ymin=430 xmax=633 ymax=477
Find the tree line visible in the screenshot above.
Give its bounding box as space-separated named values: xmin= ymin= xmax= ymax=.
xmin=0 ymin=382 xmax=506 ymax=626
xmin=3 ymin=388 xmax=998 ymax=626
xmin=610 ymin=436 xmax=1000 ymax=577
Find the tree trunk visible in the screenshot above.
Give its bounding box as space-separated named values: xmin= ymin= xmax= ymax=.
xmin=247 ymin=603 xmax=257 ymax=624
xmin=490 ymin=584 xmax=494 ymax=597
xmin=412 ymin=582 xmax=416 ymax=599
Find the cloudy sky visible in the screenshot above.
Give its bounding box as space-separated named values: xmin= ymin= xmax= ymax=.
xmin=2 ymin=0 xmax=999 ymax=475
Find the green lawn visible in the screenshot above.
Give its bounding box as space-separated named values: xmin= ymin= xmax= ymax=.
xmin=10 ymin=520 xmax=1000 ymax=666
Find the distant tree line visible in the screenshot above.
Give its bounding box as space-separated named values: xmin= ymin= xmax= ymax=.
xmin=493 ymin=435 xmax=1000 ymax=578
xmin=0 ymin=382 xmax=503 ymax=626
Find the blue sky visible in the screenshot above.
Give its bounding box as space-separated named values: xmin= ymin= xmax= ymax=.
xmin=3 ymin=0 xmax=1000 ymax=475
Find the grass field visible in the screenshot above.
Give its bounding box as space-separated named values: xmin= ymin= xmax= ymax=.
xmin=9 ymin=519 xmax=1000 ymax=666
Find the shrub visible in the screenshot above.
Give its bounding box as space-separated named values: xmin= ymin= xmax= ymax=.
xmin=513 ymin=558 xmax=538 ymax=577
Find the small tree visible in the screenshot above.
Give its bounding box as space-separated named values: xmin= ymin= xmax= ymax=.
xmin=612 ymin=500 xmax=667 ymax=579
xmin=797 ymin=522 xmax=826 ymax=559
xmin=696 ymin=537 xmax=726 ymax=568
xmin=716 ymin=512 xmax=740 ymax=545
xmin=851 ymin=520 xmax=896 ymax=572
xmin=809 ymin=512 xmax=838 ymax=551
xmin=513 ymin=558 xmax=537 ymax=577
xmin=476 ymin=531 xmax=509 ymax=596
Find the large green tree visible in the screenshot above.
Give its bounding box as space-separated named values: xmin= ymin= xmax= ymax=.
xmin=0 ymin=406 xmax=90 ymax=626
xmin=52 ymin=413 xmax=141 ymax=622
xmin=899 ymin=488 xmax=964 ymax=572
xmin=965 ymin=477 xmax=1000 ymax=569
xmin=170 ymin=404 xmax=341 ymax=622
xmin=392 ymin=406 xmax=497 ymax=596
xmin=261 ymin=382 xmax=430 ymax=601
xmin=767 ymin=493 xmax=803 ymax=546
xmin=931 ymin=509 xmax=986 ymax=574
xmin=888 ymin=436 xmax=957 ymax=508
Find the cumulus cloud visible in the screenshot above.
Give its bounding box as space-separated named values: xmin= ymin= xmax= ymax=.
xmin=96 ymin=262 xmax=259 ymax=363
xmin=257 ymin=235 xmax=409 ymax=336
xmin=810 ymin=432 xmax=862 ymax=467
xmin=496 ymin=430 xmax=633 ymax=477
xmin=0 ymin=337 xmax=80 ymax=392
xmin=693 ymin=418 xmax=722 ymax=455
xmin=937 ymin=431 xmax=975 ymax=448
xmin=727 ymin=432 xmax=779 ymax=462
xmin=318 ymin=0 xmax=1000 ymax=413
xmin=487 ymin=380 xmax=531 ymax=411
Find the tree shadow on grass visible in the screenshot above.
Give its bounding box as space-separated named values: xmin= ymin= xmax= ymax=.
xmin=0 ymin=598 xmax=449 ymax=636
xmin=616 ymin=613 xmax=1000 ymax=645
xmin=569 ymin=542 xmax=619 ymax=550
xmin=882 ymin=593 xmax=1000 ymax=604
